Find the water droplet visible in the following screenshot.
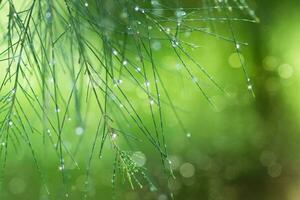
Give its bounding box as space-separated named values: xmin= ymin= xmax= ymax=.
xmin=49 ymin=59 xmax=55 ymax=66
xmin=59 ymin=165 xmax=64 ymax=171
xmin=151 ymin=0 xmax=159 ymax=6
xmin=175 ymin=10 xmax=186 ymax=18
xmin=247 ymin=84 xmax=253 ymax=90
xmin=117 ymin=79 xmax=123 ymax=84
xmin=45 ymin=12 xmax=51 ymax=19
xmin=186 ymin=132 xmax=191 ymax=138
xmin=136 ymin=67 xmax=141 ymax=72
xmin=171 ymin=39 xmax=179 ymax=47
xmin=112 ymin=133 xmax=117 ymax=140
xmin=112 ymin=49 xmax=118 ymax=56
xmin=84 ymin=2 xmax=88 ymax=7
xmin=165 ymin=27 xmax=171 ymax=34
xmin=149 ymin=99 xmax=154 ymax=105
xmin=75 ymin=126 xmax=84 ymax=136
xmin=145 ymin=81 xmax=150 ymax=87
xmin=192 ymin=76 xmax=198 ymax=83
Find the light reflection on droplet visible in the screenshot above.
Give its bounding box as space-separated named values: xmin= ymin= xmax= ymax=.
xmin=186 ymin=132 xmax=192 ymax=138
xmin=112 ymin=49 xmax=118 ymax=56
xmin=75 ymin=126 xmax=84 ymax=136
xmin=112 ymin=133 xmax=117 ymax=140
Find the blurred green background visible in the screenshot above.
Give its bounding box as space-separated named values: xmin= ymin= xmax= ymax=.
xmin=1 ymin=0 xmax=300 ymax=200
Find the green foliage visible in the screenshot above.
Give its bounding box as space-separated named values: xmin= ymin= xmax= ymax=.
xmin=0 ymin=0 xmax=257 ymax=199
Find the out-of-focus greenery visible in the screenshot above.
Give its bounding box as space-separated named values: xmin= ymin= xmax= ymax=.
xmin=1 ymin=0 xmax=300 ymax=200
